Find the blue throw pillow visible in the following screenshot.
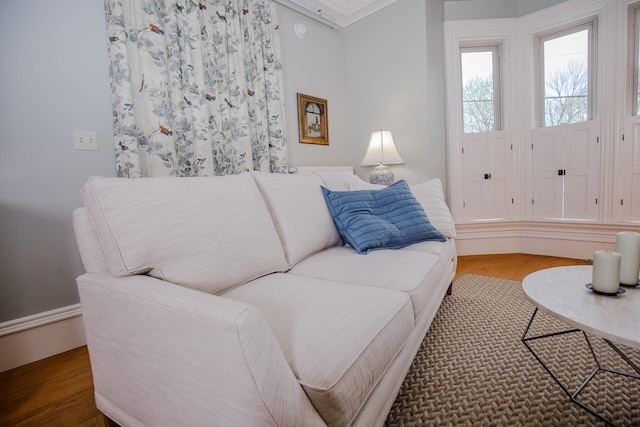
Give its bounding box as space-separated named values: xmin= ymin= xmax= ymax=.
xmin=322 ymin=180 xmax=447 ymax=254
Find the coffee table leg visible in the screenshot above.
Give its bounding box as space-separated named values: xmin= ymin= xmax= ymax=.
xmin=520 ymin=308 xmax=640 ymax=427
xmin=603 ymin=339 xmax=640 ymax=377
xmin=521 ymin=308 xmax=580 ymax=397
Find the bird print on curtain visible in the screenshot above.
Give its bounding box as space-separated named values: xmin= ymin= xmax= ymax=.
xmin=104 ymin=0 xmax=288 ymax=177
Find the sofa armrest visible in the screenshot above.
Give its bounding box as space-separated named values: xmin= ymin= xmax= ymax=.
xmin=77 ymin=273 xmax=325 ymax=427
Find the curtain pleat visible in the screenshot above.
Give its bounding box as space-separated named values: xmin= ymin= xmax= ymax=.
xmin=105 ymin=0 xmax=288 ymax=177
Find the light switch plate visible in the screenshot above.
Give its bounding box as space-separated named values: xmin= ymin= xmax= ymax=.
xmin=74 ymin=129 xmax=99 ymax=151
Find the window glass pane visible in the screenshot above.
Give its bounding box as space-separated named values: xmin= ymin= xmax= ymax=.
xmin=636 ymin=9 xmax=640 ymax=115
xmin=461 ymin=50 xmax=495 ymax=133
xmin=543 ymin=29 xmax=589 ymax=126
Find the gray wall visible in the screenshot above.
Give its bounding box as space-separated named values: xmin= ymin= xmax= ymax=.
xmin=0 ymin=0 xmax=352 ymax=324
xmin=425 ymin=0 xmax=448 ymax=192
xmin=0 ymin=0 xmax=565 ymax=324
xmin=0 ymin=0 xmax=116 ymax=322
xmin=444 ymin=0 xmax=567 ymax=20
xmin=345 ymin=0 xmax=445 ymax=186
xmin=276 ymin=6 xmax=352 ymax=168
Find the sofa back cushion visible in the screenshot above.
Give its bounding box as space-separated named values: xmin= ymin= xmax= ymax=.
xmin=73 ymin=207 xmax=110 ymax=273
xmin=81 ymin=173 xmax=288 ymax=294
xmin=251 ymin=172 xmax=341 ymax=267
xmin=319 ymin=173 xmax=381 ymax=191
xmin=409 ymin=179 xmax=456 ymax=239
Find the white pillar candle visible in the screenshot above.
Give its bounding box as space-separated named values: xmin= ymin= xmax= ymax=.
xmin=592 ymin=250 xmax=621 ymax=294
xmin=615 ymin=231 xmax=640 ymax=286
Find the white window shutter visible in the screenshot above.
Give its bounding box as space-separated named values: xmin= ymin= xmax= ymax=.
xmin=461 ymin=133 xmax=489 ymax=220
xmin=563 ymin=122 xmax=599 ymax=220
xmin=461 ymin=131 xmax=513 ymax=221
xmin=622 ymin=118 xmax=640 ymax=222
xmin=532 ymin=127 xmax=563 ymax=219
xmin=487 ymin=131 xmax=513 ymax=218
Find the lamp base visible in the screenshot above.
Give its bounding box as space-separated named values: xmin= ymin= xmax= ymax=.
xmin=369 ymin=165 xmax=395 ymax=186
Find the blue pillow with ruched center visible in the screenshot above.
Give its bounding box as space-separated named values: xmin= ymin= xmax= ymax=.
xmin=322 ymin=180 xmax=447 ymax=254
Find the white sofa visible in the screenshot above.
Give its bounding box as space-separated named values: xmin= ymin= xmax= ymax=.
xmin=73 ymin=171 xmax=457 ymax=427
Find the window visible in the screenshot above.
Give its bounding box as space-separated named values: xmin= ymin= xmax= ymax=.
xmin=536 ymin=21 xmax=596 ymax=127
xmin=623 ymin=3 xmax=640 ymax=222
xmin=532 ymin=21 xmax=599 ymax=221
xmin=460 ymin=45 xmax=502 ymax=133
xmin=629 ymin=4 xmax=640 ymax=115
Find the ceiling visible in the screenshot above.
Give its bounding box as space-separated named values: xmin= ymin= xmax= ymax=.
xmin=286 ymin=0 xmax=400 ymax=27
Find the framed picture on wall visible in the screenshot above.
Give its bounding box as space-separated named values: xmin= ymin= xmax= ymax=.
xmin=297 ymin=93 xmax=329 ymax=145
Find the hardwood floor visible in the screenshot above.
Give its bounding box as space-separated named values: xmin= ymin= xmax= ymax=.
xmin=0 ymin=345 xmax=112 ymax=427
xmin=0 ymin=254 xmax=590 ymax=426
xmin=454 ymin=252 xmax=590 ymax=282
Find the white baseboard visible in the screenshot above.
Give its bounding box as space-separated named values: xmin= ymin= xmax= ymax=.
xmin=0 ymin=304 xmax=86 ymax=373
xmin=455 ymin=220 xmax=640 ymax=259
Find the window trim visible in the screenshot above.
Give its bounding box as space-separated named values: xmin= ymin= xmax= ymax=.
xmin=534 ymin=18 xmax=598 ymax=128
xmin=628 ymin=3 xmax=640 ymax=116
xmin=460 ymin=43 xmax=503 ymax=133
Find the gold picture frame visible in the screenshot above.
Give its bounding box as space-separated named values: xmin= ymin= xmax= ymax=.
xmin=297 ymin=93 xmax=329 ymax=145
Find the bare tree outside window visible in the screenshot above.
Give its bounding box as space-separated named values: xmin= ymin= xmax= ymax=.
xmin=462 ymin=61 xmax=588 ymax=130
xmin=539 ymin=27 xmax=591 ymax=127
xmin=544 ymin=61 xmax=588 ymax=126
xmin=460 ymin=48 xmax=500 ymax=133
xmin=462 ymin=76 xmax=495 ymax=133
xmin=462 ymin=62 xmax=588 ymax=133
xmin=636 ymin=8 xmax=640 ymax=115
xmin=630 ymin=6 xmax=640 ymax=116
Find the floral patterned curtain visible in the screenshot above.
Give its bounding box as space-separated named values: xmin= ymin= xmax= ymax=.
xmin=104 ymin=0 xmax=288 ymax=177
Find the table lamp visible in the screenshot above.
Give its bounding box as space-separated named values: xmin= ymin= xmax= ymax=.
xmin=360 ymin=129 xmax=404 ymax=185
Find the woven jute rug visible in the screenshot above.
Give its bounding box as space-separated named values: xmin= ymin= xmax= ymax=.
xmin=385 ymin=274 xmax=640 ymax=426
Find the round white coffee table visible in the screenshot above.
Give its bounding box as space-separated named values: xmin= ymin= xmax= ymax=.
xmin=523 ymin=266 xmax=640 ymax=349
xmin=521 ymin=266 xmax=640 ymax=426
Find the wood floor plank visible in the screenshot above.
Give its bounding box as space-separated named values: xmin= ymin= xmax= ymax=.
xmin=5 ymin=375 xmax=96 ymax=426
xmin=0 ymin=347 xmax=100 ymax=427
xmin=455 ymin=253 xmax=590 ymax=282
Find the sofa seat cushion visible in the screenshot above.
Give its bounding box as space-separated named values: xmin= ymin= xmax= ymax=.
xmin=402 ymin=239 xmax=458 ymax=281
xmin=288 ymin=245 xmax=444 ymax=321
xmin=401 ymin=238 xmax=457 ymax=260
xmin=221 ymin=273 xmax=413 ymax=427
xmin=80 ymin=174 xmax=288 ymax=294
xmin=251 ymin=172 xmax=341 ymax=267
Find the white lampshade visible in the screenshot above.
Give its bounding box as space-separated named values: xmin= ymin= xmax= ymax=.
xmin=360 ymin=130 xmax=404 ymax=166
